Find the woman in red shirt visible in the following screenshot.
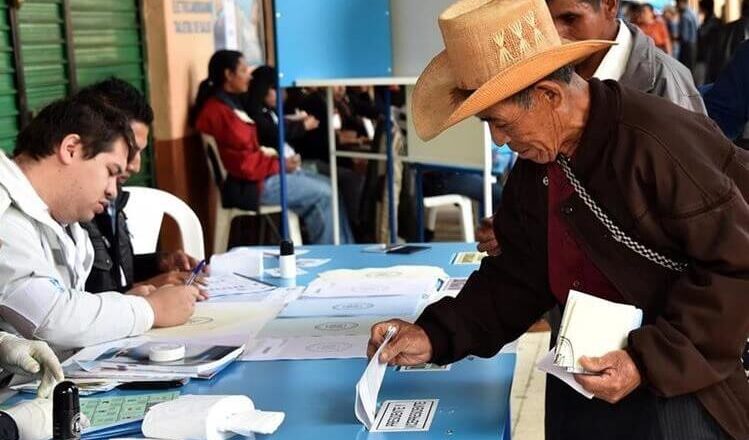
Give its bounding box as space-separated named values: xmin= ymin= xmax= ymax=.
xmin=193 ymin=50 xmax=353 ymax=244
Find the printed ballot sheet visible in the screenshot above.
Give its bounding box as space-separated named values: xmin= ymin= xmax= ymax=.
xmin=145 ymin=302 xmax=282 ymax=345
xmin=256 ymin=316 xmax=402 ymax=339
xmin=241 ymin=334 xmax=369 ymax=361
xmin=279 ymin=295 xmax=421 ymax=318
xmin=304 ymin=266 xmax=446 ymax=299
xmin=203 ymin=273 xmax=274 ymax=298
xmin=355 ymin=326 xmax=396 ymax=429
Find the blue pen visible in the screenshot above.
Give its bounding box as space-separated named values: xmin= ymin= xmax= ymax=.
xmin=185 ymin=259 xmax=207 ymax=286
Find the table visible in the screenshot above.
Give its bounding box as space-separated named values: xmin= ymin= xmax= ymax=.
xmin=14 ymin=243 xmax=515 ymax=439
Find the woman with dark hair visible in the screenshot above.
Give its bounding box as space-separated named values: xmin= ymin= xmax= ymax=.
xmin=193 ymin=50 xmax=353 ymax=244
xmin=242 ymin=65 xmax=319 ymax=151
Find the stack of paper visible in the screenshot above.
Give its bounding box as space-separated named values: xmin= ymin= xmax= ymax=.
xmin=303 ymin=266 xmax=446 ymax=299
xmin=554 ymin=290 xmax=643 ymax=373
xmin=537 ymin=290 xmax=642 ymax=398
xmin=64 ymin=338 xmax=244 ymax=380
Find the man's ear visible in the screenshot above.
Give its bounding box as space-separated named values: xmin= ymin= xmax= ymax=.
xmin=56 ymin=134 xmax=82 ymax=165
xmin=602 ymin=0 xmax=619 ymax=21
xmin=533 ymin=80 xmax=564 ymax=109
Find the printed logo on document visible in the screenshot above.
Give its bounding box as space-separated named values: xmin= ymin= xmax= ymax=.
xmin=306 ymin=342 xmax=353 ymax=353
xmin=315 ymin=322 xmax=359 ymax=332
xmin=333 ymin=302 xmax=374 ymax=311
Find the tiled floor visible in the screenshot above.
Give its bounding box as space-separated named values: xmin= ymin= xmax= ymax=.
xmin=510 ymin=331 xmax=550 ymax=440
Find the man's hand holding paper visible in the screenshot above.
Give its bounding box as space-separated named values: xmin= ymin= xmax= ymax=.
xmin=574 ymin=350 xmax=642 ymax=403
xmin=368 ymin=319 xmax=433 ymax=366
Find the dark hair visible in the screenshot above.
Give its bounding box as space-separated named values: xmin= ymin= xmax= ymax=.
xmin=245 ymin=65 xmax=277 ymax=111
xmin=510 ymin=65 xmax=575 ymax=109
xmin=699 ymin=0 xmax=714 ymax=14
xmin=77 ymin=77 xmax=153 ymax=125
xmin=13 ymin=93 xmax=136 ymax=161
xmin=190 ymin=50 xmax=244 ymax=126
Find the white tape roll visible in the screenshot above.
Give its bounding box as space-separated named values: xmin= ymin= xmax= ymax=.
xmin=149 ymin=343 xmax=186 ymax=363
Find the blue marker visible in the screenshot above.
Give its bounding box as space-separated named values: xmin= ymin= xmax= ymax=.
xmin=185 ymin=259 xmax=207 ymax=286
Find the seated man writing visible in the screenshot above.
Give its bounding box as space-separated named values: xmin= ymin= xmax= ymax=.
xmin=0 ymin=92 xmax=198 ymax=349
xmin=76 ymin=78 xmax=208 ymax=295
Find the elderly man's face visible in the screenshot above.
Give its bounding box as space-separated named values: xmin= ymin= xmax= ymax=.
xmin=478 ymin=91 xmax=564 ymax=165
xmin=547 ymin=0 xmax=618 ymax=42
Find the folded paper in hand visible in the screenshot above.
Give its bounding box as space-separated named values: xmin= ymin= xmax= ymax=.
xmin=537 ymin=290 xmax=642 ymax=398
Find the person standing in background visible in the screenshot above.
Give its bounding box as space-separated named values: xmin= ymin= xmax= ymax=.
xmin=676 ymin=0 xmax=699 ymax=71
xmin=697 ymin=0 xmax=724 ymax=84
xmin=634 ymin=3 xmax=672 ymax=55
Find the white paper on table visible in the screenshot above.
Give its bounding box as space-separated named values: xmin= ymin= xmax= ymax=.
xmin=279 ymin=295 xmax=421 ymax=318
xmin=210 ymin=248 xmax=264 ymax=277
xmin=295 ymin=258 xmax=331 ymax=268
xmin=303 ymin=277 xmax=437 ymax=299
xmin=257 ymin=316 xmax=402 ymax=339
xmin=209 ymin=286 xmax=305 ymax=304
xmin=355 ymin=326 xmax=396 ymax=429
xmin=537 ymin=349 xmax=594 ymax=399
xmin=555 ymin=290 xmax=643 ymax=373
xmin=317 ymin=266 xmax=447 ymax=281
xmin=264 ymin=267 xmax=308 ymax=278
xmin=144 ymin=302 xmax=282 ymax=346
xmin=204 ymin=273 xmax=275 ymax=298
xmin=241 ymin=334 xmax=369 ymax=361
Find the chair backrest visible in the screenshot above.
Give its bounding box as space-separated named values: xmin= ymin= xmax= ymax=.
xmin=201 ymin=133 xmax=227 ymax=189
xmin=122 ymin=186 xmax=205 ymax=260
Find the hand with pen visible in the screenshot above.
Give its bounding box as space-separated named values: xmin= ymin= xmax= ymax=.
xmin=131 ymin=251 xmax=210 ymax=300
xmin=130 ymin=260 xmax=211 ymax=328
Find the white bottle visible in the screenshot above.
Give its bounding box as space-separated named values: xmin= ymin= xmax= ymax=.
xmin=278 ymin=240 xmax=296 ymax=279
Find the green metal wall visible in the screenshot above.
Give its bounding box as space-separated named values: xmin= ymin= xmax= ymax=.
xmin=71 ymin=0 xmax=151 ymax=186
xmin=17 ymin=0 xmax=70 ymax=115
xmin=0 ymin=4 xmax=19 ymax=153
xmin=2 ymin=0 xmax=152 ymax=186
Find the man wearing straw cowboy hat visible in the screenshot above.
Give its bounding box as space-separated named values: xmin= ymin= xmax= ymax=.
xmin=368 ymin=0 xmax=749 ymax=438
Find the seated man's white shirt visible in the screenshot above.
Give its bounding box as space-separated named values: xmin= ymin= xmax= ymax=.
xmin=0 ymin=153 xmax=153 ymax=349
xmin=592 ymin=19 xmax=634 ymax=81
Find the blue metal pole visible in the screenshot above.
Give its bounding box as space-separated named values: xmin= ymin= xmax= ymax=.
xmin=385 ymin=88 xmax=396 ymax=244
xmin=272 ymin=1 xmax=289 ymax=240
xmin=415 ymin=163 xmax=425 ymax=242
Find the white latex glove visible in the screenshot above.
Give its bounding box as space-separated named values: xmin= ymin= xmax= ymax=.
xmin=4 ymin=399 xmax=90 ymax=440
xmin=0 ymin=332 xmax=64 ymax=398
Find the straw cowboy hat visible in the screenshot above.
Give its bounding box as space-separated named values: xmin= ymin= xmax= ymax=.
xmin=412 ymin=0 xmax=614 ymax=141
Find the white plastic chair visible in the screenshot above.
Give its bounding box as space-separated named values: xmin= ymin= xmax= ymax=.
xmin=424 ymin=194 xmax=475 ymax=242
xmin=122 ymin=186 xmax=205 ymax=260
xmin=201 ymin=134 xmax=302 ymax=254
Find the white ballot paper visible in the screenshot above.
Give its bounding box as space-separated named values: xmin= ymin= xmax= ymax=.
xmin=204 ymin=273 xmax=274 ymax=298
xmin=536 ymin=349 xmax=595 ymax=399
xmin=355 ymin=326 xmax=396 ymax=429
xmin=554 ymin=290 xmax=643 ymax=374
xmin=210 ymin=247 xmax=264 ymax=278
xmin=242 ymin=334 xmax=369 ymax=361
xmin=537 ymin=289 xmax=643 ymax=398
